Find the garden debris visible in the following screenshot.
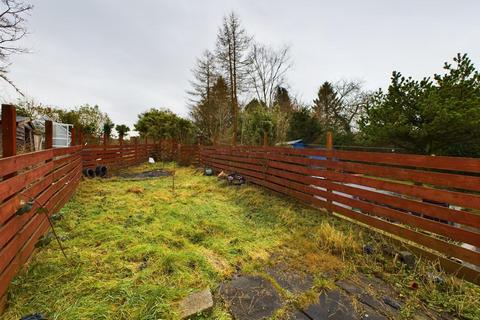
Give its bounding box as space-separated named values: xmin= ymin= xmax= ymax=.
xmin=35 ymin=232 xmax=54 ymax=248
xmin=363 ymin=244 xmax=375 ymax=255
xmin=227 ymin=172 xmax=245 ymax=185
xmin=137 ymin=257 xmax=148 ymax=271
xmin=94 ymin=166 xmax=108 ymax=177
xmin=20 ymin=314 xmax=46 ymax=320
xmin=50 ymin=213 xmax=62 ymax=221
xmin=119 ymin=169 xmax=171 ymax=179
xmin=398 ymin=251 xmax=416 ymax=268
xmin=218 ymin=170 xmax=246 ymax=184
xmin=127 ymin=187 xmax=144 ymax=194
xmin=82 ymin=168 xmax=95 ymax=178
xmin=178 ymin=288 xmax=213 ymax=319
xmin=409 ymin=281 xmax=419 ymax=290
xmin=425 ymin=272 xmax=444 ymax=285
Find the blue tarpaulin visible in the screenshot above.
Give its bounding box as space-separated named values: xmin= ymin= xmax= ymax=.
xmin=285 ymin=139 xmax=326 ymax=160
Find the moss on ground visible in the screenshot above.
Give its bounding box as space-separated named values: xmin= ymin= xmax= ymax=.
xmin=3 ymin=163 xmax=480 ymax=319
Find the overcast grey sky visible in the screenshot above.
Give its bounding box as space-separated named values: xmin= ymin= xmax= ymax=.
xmin=2 ymin=0 xmax=479 ymax=128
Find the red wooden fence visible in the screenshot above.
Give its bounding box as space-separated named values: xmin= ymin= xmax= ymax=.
xmin=0 ymin=146 xmax=82 ymax=310
xmin=178 ymin=144 xmax=199 ymax=166
xmin=200 ymin=145 xmax=480 ymax=284
xmin=81 ymin=143 xmax=157 ymax=169
xmin=81 ymin=139 xmax=186 ymax=169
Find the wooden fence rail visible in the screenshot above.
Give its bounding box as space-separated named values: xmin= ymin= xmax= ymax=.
xmin=81 ymin=139 xmax=189 ymax=169
xmin=199 ymin=145 xmax=480 ymax=284
xmin=81 ymin=143 xmax=157 ymax=169
xmin=0 ymin=146 xmax=82 ymax=309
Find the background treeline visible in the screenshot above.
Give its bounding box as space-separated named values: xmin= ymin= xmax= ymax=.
xmin=16 ymin=101 xmax=197 ymax=145
xmin=187 ymin=12 xmax=480 ymax=157
xmin=11 ymin=10 xmax=480 ymax=156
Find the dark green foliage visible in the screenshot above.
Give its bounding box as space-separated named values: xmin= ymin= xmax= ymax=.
xmin=313 ymin=82 xmax=341 ymax=131
xmin=102 ymin=119 xmax=115 ymax=137
xmin=360 ymin=54 xmax=480 ymax=156
xmin=273 ymin=86 xmax=293 ymax=114
xmin=190 ymin=77 xmax=231 ymax=144
xmin=310 ymin=81 xmax=364 ymax=146
xmin=115 ymin=124 xmax=130 ymax=139
xmin=135 ymin=108 xmax=196 ymax=143
xmin=287 ymin=107 xmax=323 ymax=143
xmin=241 ymin=100 xmax=274 ymax=145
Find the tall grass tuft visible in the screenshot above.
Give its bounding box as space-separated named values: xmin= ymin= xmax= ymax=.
xmin=315 ymin=222 xmax=360 ymax=258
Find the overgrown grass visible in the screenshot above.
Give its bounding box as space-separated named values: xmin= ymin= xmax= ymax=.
xmin=3 ymin=163 xmax=480 ymax=319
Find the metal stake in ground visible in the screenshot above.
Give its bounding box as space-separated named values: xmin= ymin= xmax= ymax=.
xmin=172 ymin=160 xmax=176 ymax=194
xmin=40 ymin=207 xmax=69 ymax=263
xmin=17 ymin=194 xmax=70 ymax=263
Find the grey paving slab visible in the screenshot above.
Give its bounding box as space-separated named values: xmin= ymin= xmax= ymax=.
xmin=303 ymin=290 xmax=359 ymax=320
xmin=219 ymin=276 xmax=283 ymax=320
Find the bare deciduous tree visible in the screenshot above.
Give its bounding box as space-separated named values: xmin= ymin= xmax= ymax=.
xmin=333 ymin=79 xmax=370 ymax=132
xmin=0 ymin=0 xmax=32 ymax=95
xmin=215 ymin=12 xmax=251 ymax=145
xmin=248 ymin=43 xmax=291 ymax=108
xmin=313 ymin=80 xmax=369 ymax=134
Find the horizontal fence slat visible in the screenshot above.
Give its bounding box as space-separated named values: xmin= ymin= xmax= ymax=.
xmin=0 ymin=162 xmax=54 ymax=203
xmin=328 ymin=149 xmax=480 ymax=174
xmin=0 ymin=150 xmax=53 ymax=178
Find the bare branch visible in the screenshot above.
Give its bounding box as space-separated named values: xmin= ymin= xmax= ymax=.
xmin=0 ymin=0 xmax=31 ymax=95
xmin=247 ymin=42 xmax=291 ymax=108
xmin=0 ymin=69 xmax=23 ymax=96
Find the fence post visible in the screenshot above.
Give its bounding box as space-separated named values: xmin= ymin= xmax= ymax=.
xmin=177 ymin=143 xmax=182 ymax=165
xmin=263 ymin=131 xmax=268 ymax=146
xmin=158 ymin=139 xmax=164 ymax=169
xmin=70 ymin=127 xmax=76 ymax=146
xmin=45 ymin=120 xmax=53 ymax=149
xmin=326 ymin=131 xmax=333 ymax=214
xmin=119 ymin=135 xmax=124 ymax=167
xmin=134 ymin=137 xmax=138 ymax=164
xmin=78 ymin=129 xmax=83 ymax=146
xmin=2 ymin=104 xmax=16 ymax=158
xmin=143 ymin=136 xmax=147 ymax=160
xmin=103 ymin=132 xmax=108 ymax=147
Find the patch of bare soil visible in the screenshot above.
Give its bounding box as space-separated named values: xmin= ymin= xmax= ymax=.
xmin=118 ymin=169 xmax=172 ymax=179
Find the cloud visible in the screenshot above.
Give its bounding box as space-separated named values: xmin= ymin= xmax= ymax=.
xmin=4 ymin=0 xmax=479 ymax=127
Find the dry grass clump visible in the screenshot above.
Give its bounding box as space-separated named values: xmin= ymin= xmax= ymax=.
xmin=315 ymin=222 xmax=361 ymax=258
xmin=127 ymin=186 xmax=144 ymax=194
